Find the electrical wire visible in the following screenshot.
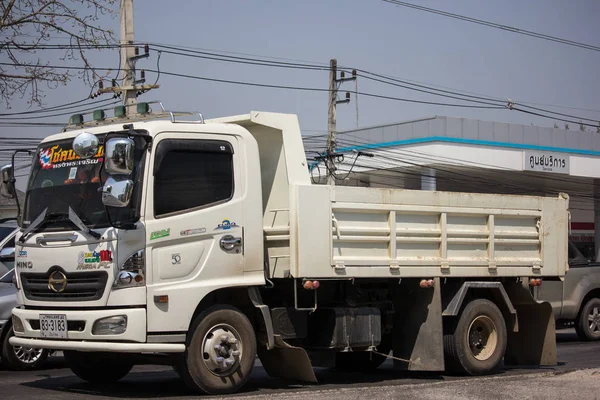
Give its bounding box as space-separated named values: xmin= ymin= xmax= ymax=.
xmin=146 ymin=40 xmax=600 ymax=114
xmin=0 ymin=97 xmax=117 ymax=118
xmin=146 ymin=68 xmax=506 ymax=109
xmin=0 ymin=62 xmax=119 ymax=72
xmin=0 ymin=99 xmax=120 ymax=121
xmin=146 ymin=41 xmax=600 ymax=116
xmin=147 ymin=45 xmax=599 ymax=125
xmin=4 ymin=45 xmax=598 ymax=126
xmin=148 ymin=44 xmax=330 ymax=71
xmin=381 ymin=0 xmax=600 ymax=53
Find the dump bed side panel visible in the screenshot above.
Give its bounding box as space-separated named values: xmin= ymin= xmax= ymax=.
xmin=287 ymin=185 xmax=569 ymax=279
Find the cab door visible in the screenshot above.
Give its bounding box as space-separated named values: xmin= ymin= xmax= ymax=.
xmin=144 ymin=133 xmax=245 ymax=333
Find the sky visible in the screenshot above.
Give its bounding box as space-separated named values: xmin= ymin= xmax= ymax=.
xmin=1 ymin=0 xmax=600 ymax=165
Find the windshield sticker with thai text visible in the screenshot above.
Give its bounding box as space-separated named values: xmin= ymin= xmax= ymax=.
xmin=39 ymin=144 xmax=104 ymax=170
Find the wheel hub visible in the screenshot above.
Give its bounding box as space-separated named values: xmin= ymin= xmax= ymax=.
xmin=202 ymin=324 xmax=242 ymax=376
xmin=467 ymin=316 xmax=498 ymax=361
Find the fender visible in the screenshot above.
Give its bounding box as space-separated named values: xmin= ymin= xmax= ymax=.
xmin=247 ymin=287 xmax=274 ymax=350
xmin=442 ymin=281 xmax=518 ymax=331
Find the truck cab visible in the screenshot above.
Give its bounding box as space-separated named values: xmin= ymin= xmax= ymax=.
xmin=9 ymin=111 xmax=266 ymax=341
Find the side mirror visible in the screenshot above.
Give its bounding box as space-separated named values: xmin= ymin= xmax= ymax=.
xmin=73 ymin=132 xmax=99 ymax=159
xmin=0 ymin=164 xmax=15 ymax=199
xmin=0 ymin=247 xmax=15 ymax=261
xmin=101 ymin=177 xmax=133 ymax=207
xmin=105 ymin=138 xmax=135 ymax=175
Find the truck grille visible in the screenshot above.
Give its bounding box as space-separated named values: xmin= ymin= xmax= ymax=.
xmin=21 ymin=271 xmax=108 ymax=301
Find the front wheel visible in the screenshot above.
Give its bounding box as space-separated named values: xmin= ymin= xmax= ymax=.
xmin=443 ymin=298 xmax=507 ymax=375
xmin=575 ymin=298 xmax=600 ymax=341
xmin=64 ymin=351 xmax=133 ymax=383
xmin=1 ymin=326 xmax=49 ymax=371
xmin=178 ymin=305 xmax=256 ymax=395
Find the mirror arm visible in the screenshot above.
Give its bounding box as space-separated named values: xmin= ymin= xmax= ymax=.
xmin=10 ymin=149 xmax=33 ymax=220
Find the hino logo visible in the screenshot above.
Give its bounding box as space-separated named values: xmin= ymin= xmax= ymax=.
xmin=16 ymin=261 xmax=33 ymax=269
xmin=48 ymin=270 xmax=68 ymax=293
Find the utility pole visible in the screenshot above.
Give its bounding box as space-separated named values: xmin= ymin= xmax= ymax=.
xmin=326 ymin=59 xmax=338 ymax=186
xmin=120 ymin=0 xmax=137 ymax=108
xmin=95 ymin=0 xmax=159 ymax=115
xmin=326 ymin=59 xmax=356 ymax=185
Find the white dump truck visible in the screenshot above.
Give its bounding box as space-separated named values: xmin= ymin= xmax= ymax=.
xmin=3 ymin=103 xmax=568 ymax=395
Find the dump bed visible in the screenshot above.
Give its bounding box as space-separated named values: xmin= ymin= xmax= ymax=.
xmin=210 ymin=111 xmax=569 ymax=280
xmin=273 ymin=185 xmax=569 ymax=279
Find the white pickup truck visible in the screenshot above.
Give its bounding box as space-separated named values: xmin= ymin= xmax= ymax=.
xmin=3 ymin=105 xmax=569 ymax=395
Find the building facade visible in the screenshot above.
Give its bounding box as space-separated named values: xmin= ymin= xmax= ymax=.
xmin=310 ymin=116 xmax=600 ymax=260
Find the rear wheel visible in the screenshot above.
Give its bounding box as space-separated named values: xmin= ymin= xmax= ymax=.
xmin=444 ymin=299 xmax=507 ymax=375
xmin=1 ymin=326 xmax=49 ymax=371
xmin=64 ymin=351 xmax=133 ymax=383
xmin=575 ymin=298 xmax=600 ymax=341
xmin=178 ymin=305 xmax=256 ymax=395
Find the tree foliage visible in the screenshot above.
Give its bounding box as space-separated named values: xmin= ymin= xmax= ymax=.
xmin=0 ymin=0 xmax=117 ymax=107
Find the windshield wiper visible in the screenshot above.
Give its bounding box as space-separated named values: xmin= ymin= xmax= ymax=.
xmin=18 ymin=207 xmax=48 ymax=243
xmin=19 ymin=207 xmax=101 ymax=243
xmin=68 ymin=207 xmax=101 ymax=240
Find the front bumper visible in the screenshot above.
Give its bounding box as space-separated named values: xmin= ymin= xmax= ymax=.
xmin=9 ymin=307 xmax=185 ymax=353
xmin=9 ymin=337 xmax=184 ymax=353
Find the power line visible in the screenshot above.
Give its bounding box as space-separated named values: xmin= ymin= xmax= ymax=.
xmin=512 ymin=107 xmax=599 ymax=128
xmin=145 ymin=44 xmax=599 ymax=124
xmin=513 ymin=103 xmax=600 ymax=124
xmin=148 ymin=43 xmax=507 ymax=107
xmin=143 ymin=40 xmax=330 ymax=67
xmin=144 ymin=39 xmax=600 ymax=114
xmin=148 ymin=44 xmax=330 ymax=72
xmin=381 ymin=0 xmax=600 ymax=53
xmin=0 ymin=97 xmax=117 ymax=117
xmin=355 ymin=72 xmax=504 ymax=107
xmin=3 ymin=44 xmax=598 ymax=125
xmin=0 ymin=62 xmax=119 ymax=72
xmin=146 ymin=68 xmax=505 ymax=109
xmin=0 ymin=99 xmax=120 ymax=121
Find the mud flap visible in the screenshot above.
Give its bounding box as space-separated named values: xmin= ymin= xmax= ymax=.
xmin=392 ymin=277 xmax=445 ymax=371
xmin=257 ymin=335 xmax=317 ymax=383
xmin=503 ymin=281 xmax=557 ymax=366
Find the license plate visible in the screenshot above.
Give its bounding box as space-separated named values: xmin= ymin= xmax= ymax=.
xmin=40 ymin=314 xmax=67 ymax=339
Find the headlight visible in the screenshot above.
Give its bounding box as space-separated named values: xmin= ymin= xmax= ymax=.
xmin=92 ymin=315 xmax=127 ymax=335
xmin=12 ymin=315 xmax=24 ymax=333
xmin=113 ymin=249 xmax=145 ymax=289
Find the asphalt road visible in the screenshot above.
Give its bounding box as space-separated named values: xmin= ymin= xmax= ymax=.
xmin=1 ymin=329 xmax=599 ymax=400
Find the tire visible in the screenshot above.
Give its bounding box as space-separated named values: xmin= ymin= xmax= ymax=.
xmin=575 ymin=298 xmax=600 ymax=341
xmin=335 ymin=335 xmax=391 ymax=372
xmin=178 ymin=304 xmax=256 ymax=395
xmin=64 ymin=351 xmax=133 ymax=383
xmin=1 ymin=326 xmax=49 ymax=371
xmin=443 ymin=298 xmax=507 ymax=375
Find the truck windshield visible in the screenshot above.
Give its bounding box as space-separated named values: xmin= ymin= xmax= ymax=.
xmin=22 ymin=134 xmax=145 ymax=230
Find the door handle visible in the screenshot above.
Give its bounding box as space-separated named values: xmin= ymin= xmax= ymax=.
xmin=220 ymin=235 xmax=242 ymax=252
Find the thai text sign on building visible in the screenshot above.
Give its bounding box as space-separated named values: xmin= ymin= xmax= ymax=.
xmin=523 ymin=151 xmax=570 ymax=174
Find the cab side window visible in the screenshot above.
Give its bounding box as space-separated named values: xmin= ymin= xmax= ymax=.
xmin=153 ymin=139 xmax=234 ymax=217
xmin=5 ymin=235 xmax=15 ymax=251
